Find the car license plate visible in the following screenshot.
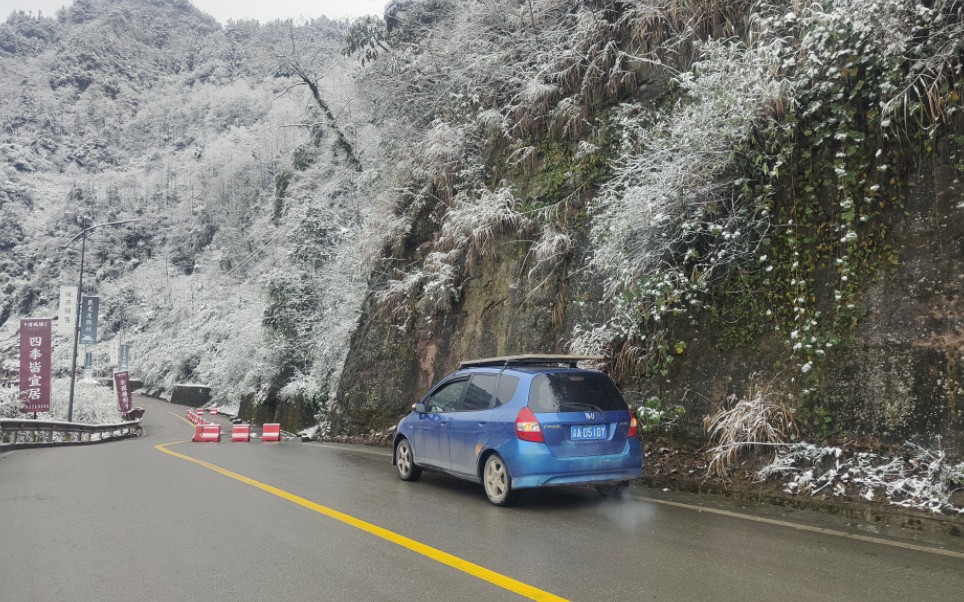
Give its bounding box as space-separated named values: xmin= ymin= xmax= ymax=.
xmin=571 ymin=425 xmax=607 ymax=441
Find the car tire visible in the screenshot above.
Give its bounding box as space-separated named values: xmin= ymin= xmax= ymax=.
xmin=395 ymin=438 xmax=422 ymax=482
xmin=483 ymin=454 xmax=519 ymax=507
xmin=595 ymin=481 xmax=630 ymax=497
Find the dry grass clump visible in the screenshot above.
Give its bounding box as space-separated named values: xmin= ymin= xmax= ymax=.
xmin=704 ymin=382 xmax=799 ymax=477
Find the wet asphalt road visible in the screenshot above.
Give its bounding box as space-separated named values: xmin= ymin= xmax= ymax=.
xmin=1 ymin=394 xmax=962 ymax=601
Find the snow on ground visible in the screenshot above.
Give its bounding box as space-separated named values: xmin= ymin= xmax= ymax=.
xmin=0 ymin=377 xmax=124 ymax=424
xmin=759 ymin=442 xmax=964 ymax=515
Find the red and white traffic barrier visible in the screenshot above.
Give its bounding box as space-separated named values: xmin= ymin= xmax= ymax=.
xmin=262 ymin=423 xmax=281 ymax=442
xmin=231 ymin=424 xmax=250 ymax=442
xmin=192 ymin=424 xmax=221 ymax=443
xmin=209 ymin=407 xmax=218 ymax=416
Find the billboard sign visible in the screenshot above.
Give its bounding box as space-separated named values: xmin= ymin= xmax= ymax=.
xmin=79 ymin=295 xmax=100 ymax=345
xmin=19 ymin=319 xmax=52 ymax=413
xmin=57 ymin=286 xmax=78 ymax=337
xmin=114 ymin=371 xmax=132 ymax=414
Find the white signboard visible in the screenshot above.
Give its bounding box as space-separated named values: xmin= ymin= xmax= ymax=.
xmin=57 ymin=286 xmax=78 ymax=337
xmin=110 ymin=336 xmax=122 ymax=366
xmin=118 ymin=344 xmax=131 ymax=371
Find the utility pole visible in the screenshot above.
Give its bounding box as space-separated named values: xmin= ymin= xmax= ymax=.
xmin=64 ymin=217 xmax=141 ymax=422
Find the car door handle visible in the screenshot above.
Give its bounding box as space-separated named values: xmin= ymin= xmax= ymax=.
xmin=477 ymin=421 xmax=487 ymax=427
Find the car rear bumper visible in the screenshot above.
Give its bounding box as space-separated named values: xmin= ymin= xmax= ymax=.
xmin=512 ymin=467 xmax=644 ymax=489
xmin=505 ymin=440 xmax=644 ymax=489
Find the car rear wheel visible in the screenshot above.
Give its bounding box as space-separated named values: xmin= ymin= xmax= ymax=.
xmin=483 ymin=454 xmax=519 ymax=506
xmin=395 ymin=439 xmax=421 ymax=482
xmin=595 ymin=481 xmax=630 ymax=497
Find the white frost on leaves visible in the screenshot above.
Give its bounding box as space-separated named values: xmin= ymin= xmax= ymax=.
xmin=518 ymin=78 xmax=558 ymax=105
xmin=593 ymin=38 xmax=790 ymax=289
xmin=437 ymin=187 xmax=525 ymax=255
xmin=421 ymin=250 xmax=462 ymax=311
xmin=377 ymin=186 xmax=526 ymax=313
xmin=529 ymin=227 xmax=573 ymax=277
xmin=759 ymin=442 xmax=964 ymax=514
xmin=278 ymin=371 xmax=321 ymax=403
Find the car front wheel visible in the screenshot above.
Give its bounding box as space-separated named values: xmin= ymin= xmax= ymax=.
xmin=395 ymin=439 xmax=421 ymax=482
xmin=483 ymin=454 xmax=519 ymax=506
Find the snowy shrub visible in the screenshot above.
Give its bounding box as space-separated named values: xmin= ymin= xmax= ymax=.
xmin=0 ymin=388 xmax=19 ymax=419
xmin=374 ymin=185 xmax=525 ymax=313
xmin=636 ymin=396 xmax=687 ymax=436
xmin=528 ymin=227 xmax=573 ymax=277
xmin=420 ymin=250 xmax=463 ymax=312
xmin=593 ymin=37 xmax=790 ymax=296
xmin=569 ymin=321 xmax=623 ymax=358
xmin=410 ymin=120 xmax=468 ymax=203
xmin=278 ymin=369 xmax=328 ymax=422
xmin=58 ymin=379 xmax=124 ymax=424
xmin=760 ymin=442 xmax=964 ymax=515
xmin=372 ymin=269 xmax=427 ymax=311
xmin=278 ymin=370 xmax=318 ymax=402
xmin=704 ymin=381 xmax=800 ymax=477
xmin=437 ymin=187 xmax=525 ymax=257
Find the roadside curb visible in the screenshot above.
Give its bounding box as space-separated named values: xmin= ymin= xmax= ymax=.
xmin=311 ymin=438 xmax=963 ymax=538
xmin=641 ymin=475 xmax=963 ymax=538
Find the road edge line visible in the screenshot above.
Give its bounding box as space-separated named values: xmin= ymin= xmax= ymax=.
xmin=639 ymin=495 xmax=964 ymax=560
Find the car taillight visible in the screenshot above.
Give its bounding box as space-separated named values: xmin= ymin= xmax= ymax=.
xmin=628 ymin=413 xmax=638 ymax=438
xmin=515 ymin=407 xmax=544 ymax=443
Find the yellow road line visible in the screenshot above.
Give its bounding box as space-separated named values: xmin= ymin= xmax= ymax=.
xmin=168 ymin=411 xmax=196 ymax=426
xmin=154 ymin=440 xmax=567 ymax=601
xmin=640 ymin=496 xmax=964 ymax=560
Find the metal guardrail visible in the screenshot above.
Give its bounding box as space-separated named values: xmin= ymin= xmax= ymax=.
xmin=0 ymin=418 xmax=142 ymax=451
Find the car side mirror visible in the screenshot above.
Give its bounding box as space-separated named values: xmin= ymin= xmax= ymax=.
xmin=414 ymin=402 xmax=427 ymax=414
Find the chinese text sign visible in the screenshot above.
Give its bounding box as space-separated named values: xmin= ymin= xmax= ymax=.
xmin=19 ymin=319 xmax=52 ymax=413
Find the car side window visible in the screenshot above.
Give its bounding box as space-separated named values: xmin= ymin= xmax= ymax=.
xmin=494 ymin=374 xmax=519 ymax=407
xmin=460 ymin=374 xmax=498 ymax=411
xmin=426 ymin=379 xmax=468 ymax=413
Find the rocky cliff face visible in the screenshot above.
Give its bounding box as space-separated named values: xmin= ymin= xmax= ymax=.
xmin=332 ymin=234 xmax=605 ymax=434
xmin=332 ymin=141 xmax=963 ymax=453
xmin=328 ymin=2 xmax=964 ymax=455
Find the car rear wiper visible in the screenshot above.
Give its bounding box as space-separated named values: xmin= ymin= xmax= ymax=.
xmin=560 ymin=401 xmax=606 ymax=417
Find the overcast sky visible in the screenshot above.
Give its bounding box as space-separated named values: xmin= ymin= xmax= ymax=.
xmin=1 ymin=0 xmax=387 ymax=23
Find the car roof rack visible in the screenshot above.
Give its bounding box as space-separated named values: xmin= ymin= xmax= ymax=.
xmin=459 ymin=354 xmax=605 ymax=369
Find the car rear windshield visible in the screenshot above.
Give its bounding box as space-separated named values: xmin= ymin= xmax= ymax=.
xmin=527 ymin=372 xmax=628 ymax=413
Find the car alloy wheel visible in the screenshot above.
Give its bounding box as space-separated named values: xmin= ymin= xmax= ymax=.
xmin=396 ymin=439 xmax=421 ymax=481
xmin=483 ymin=454 xmax=519 ymax=506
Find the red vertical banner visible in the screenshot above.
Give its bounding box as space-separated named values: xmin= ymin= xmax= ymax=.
xmin=114 ymin=371 xmax=132 ymax=414
xmin=19 ymin=319 xmax=52 ymax=414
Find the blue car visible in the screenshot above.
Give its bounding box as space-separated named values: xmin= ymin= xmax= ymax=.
xmin=393 ymin=355 xmax=643 ymax=506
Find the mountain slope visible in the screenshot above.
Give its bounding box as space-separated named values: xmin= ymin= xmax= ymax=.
xmin=0 ymin=0 xmax=373 ymax=422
